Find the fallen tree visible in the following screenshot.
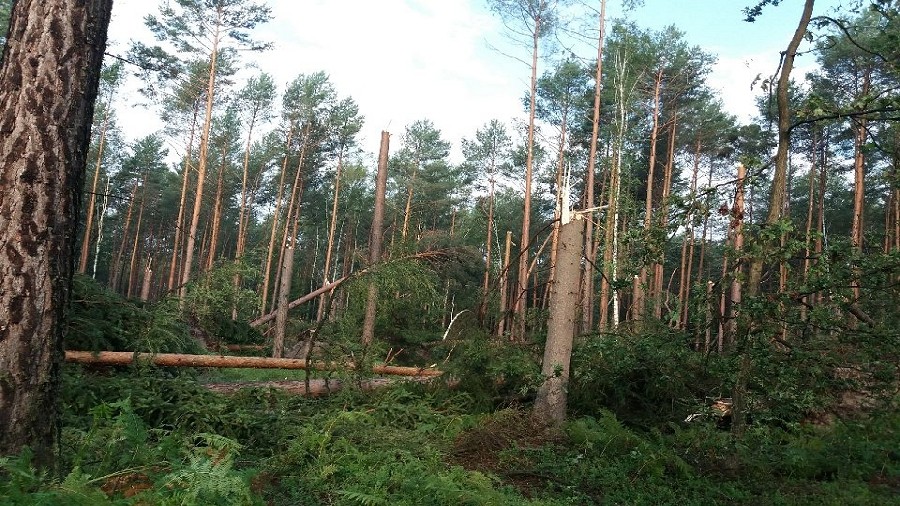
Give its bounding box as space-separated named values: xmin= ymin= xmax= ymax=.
xmin=250 ymin=249 xmax=466 ymax=328
xmin=64 ymin=351 xmax=443 ymax=378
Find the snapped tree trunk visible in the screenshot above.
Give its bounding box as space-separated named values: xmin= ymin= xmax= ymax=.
xmin=533 ymin=216 xmax=584 ymax=425
xmin=362 ymin=131 xmax=390 ymax=345
xmin=0 ymin=0 xmax=112 ymax=464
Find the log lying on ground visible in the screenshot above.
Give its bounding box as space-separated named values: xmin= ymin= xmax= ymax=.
xmin=65 ymin=351 xmax=443 ymax=378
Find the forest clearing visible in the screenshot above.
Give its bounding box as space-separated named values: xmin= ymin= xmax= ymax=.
xmin=0 ymin=0 xmax=898 ymax=504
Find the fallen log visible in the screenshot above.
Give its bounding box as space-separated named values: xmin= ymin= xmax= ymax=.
xmin=65 ymin=351 xmax=443 ymax=378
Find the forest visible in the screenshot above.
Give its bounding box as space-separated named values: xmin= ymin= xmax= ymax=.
xmin=0 ymin=0 xmax=898 ymax=504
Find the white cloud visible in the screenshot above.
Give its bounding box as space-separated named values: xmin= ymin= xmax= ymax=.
xmin=106 ymin=0 xmax=526 ymax=162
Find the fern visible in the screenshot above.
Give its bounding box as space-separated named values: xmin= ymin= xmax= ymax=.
xmin=336 ymin=489 xmax=390 ymax=506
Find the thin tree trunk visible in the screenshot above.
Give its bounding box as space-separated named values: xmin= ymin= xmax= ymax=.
xmin=168 ymin=102 xmax=199 ymax=292
xmin=362 ymin=132 xmax=390 ymax=345
xmin=849 ymin=67 xmax=870 ymax=307
xmin=206 ymin=143 xmax=227 ymax=270
xmin=653 ymin=114 xmax=677 ymax=320
xmin=726 ymin=164 xmax=746 ymax=348
xmin=318 ymin=149 xmax=345 ymax=322
xmin=636 ymin=70 xmax=663 ymax=320
xmin=480 ymin=178 xmax=496 ymax=320
xmin=79 ymin=100 xmax=111 ymax=274
xmin=235 ymin=104 xmax=259 ymax=264
xmin=111 ymin=181 xmax=138 ymax=292
xmin=515 ymin=12 xmax=542 ymax=341
xmin=581 ymin=0 xmax=607 ymax=334
xmin=261 ymin=125 xmax=294 ymax=314
xmin=180 ymin=10 xmax=222 ymax=298
xmin=401 ymin=158 xmax=418 ymax=239
xmin=126 ymin=187 xmax=145 ymax=298
xmin=680 ymin=138 xmax=702 ymax=330
xmin=802 ymin=128 xmax=818 ymax=319
xmin=92 ymin=176 xmax=111 ymax=279
xmin=600 ymin=51 xmax=627 ymax=329
xmin=497 ymin=230 xmax=513 ymax=337
xmin=272 ymin=122 xmax=312 ymax=313
xmin=0 ymin=0 xmax=112 ymax=465
xmin=697 ymin=161 xmax=715 ymax=282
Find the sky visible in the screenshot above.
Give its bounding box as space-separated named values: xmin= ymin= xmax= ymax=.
xmin=105 ymin=0 xmax=846 ymax=163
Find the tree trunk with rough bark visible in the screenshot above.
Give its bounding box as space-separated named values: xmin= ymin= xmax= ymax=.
xmin=273 ymin=244 xmax=294 ymax=358
xmin=0 ymin=0 xmax=112 ymax=465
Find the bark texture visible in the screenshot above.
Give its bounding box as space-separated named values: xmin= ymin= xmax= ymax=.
xmin=533 ymin=217 xmax=584 ymax=424
xmin=0 ymin=0 xmax=113 ymax=463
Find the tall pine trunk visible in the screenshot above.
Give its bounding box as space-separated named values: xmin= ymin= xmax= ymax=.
xmin=79 ymin=101 xmax=111 ymax=274
xmin=581 ymin=0 xmax=607 ymax=334
xmin=635 ymin=70 xmax=663 ymax=320
xmin=362 ymin=132 xmax=390 ymax=345
xmin=168 ymin=103 xmax=199 ymax=291
xmin=515 ymin=12 xmax=542 ymax=340
xmin=261 ymin=126 xmax=294 ymax=314
xmin=318 ymin=149 xmax=345 ymax=322
xmin=180 ymin=10 xmax=222 ymax=298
